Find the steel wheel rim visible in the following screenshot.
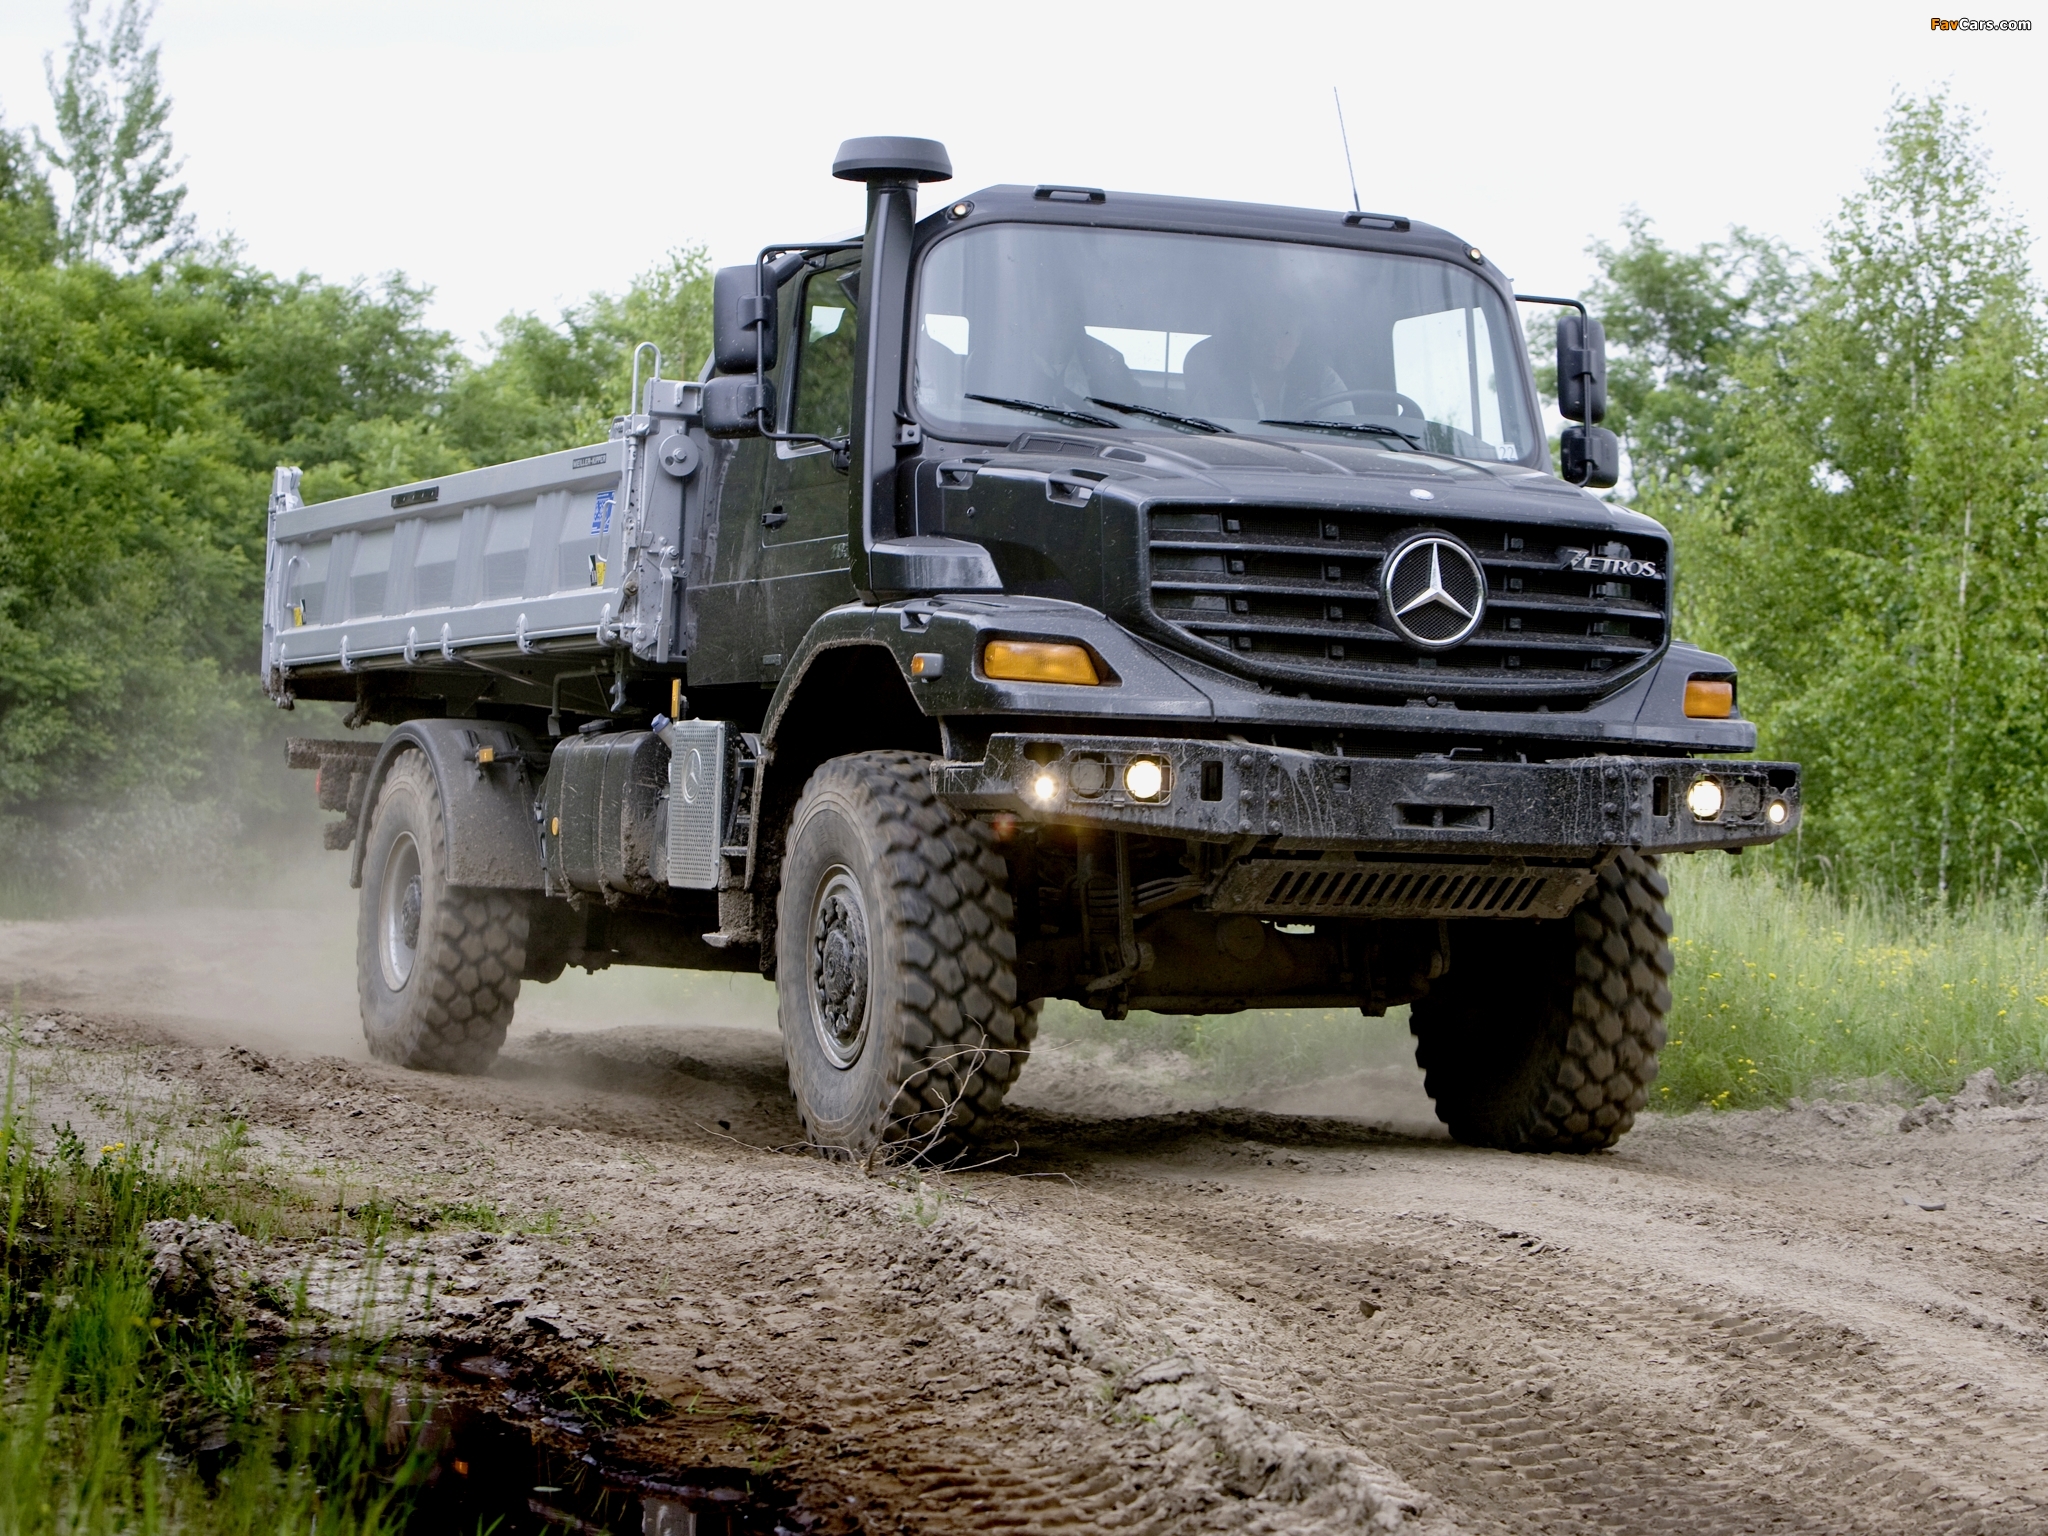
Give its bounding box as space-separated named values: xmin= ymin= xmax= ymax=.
xmin=807 ymin=864 xmax=871 ymax=1070
xmin=379 ymin=831 xmax=423 ymax=991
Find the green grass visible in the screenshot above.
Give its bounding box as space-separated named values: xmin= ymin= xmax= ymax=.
xmin=1038 ymin=854 xmax=2048 ymax=1115
xmin=0 ymin=1041 xmax=447 ymax=1535
xmin=1659 ymin=852 xmax=2048 ymax=1109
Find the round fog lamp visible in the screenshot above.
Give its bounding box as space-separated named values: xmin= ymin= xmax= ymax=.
xmin=1124 ymin=758 xmax=1167 ymax=801
xmin=1766 ymin=798 xmax=1789 ymax=825
xmin=1686 ymin=777 xmax=1725 ymax=820
xmin=1031 ymin=772 xmax=1059 ymax=804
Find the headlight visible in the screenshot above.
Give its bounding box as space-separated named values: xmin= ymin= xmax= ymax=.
xmin=1686 ymin=777 xmax=1725 ymax=820
xmin=1766 ymin=798 xmax=1789 ymax=825
xmin=1123 ymin=758 xmax=1167 ymax=801
xmin=1030 ymin=772 xmax=1060 ymax=803
xmin=983 ymin=640 xmax=1100 ymax=685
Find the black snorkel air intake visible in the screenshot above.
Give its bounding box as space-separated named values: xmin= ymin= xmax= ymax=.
xmin=833 ymin=136 xmax=1004 ymax=602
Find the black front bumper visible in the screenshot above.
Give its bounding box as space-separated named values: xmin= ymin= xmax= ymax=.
xmin=937 ymin=733 xmax=1800 ymax=859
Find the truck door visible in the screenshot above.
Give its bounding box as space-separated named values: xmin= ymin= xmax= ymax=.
xmin=688 ymin=259 xmax=860 ymax=688
xmin=756 ymin=260 xmax=860 ymax=667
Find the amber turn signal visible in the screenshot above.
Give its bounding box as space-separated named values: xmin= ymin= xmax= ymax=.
xmin=1683 ymin=678 xmax=1734 ymax=719
xmin=982 ymin=640 xmax=1100 ymax=685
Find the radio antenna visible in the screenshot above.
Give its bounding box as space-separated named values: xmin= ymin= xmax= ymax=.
xmin=1333 ymin=87 xmax=1361 ymax=213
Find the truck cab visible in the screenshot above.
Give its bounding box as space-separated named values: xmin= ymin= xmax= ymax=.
xmin=266 ymin=136 xmax=1798 ymax=1156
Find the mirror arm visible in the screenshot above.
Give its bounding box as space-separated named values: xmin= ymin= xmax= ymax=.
xmin=1521 ymin=293 xmax=1606 ymax=426
xmin=1517 ymin=293 xmax=1593 ymax=388
xmin=1514 ymin=293 xmax=1587 ymax=317
xmin=745 ymin=241 xmax=863 ymax=453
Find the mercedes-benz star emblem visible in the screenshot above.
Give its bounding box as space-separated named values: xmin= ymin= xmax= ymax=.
xmin=1381 ymin=533 xmax=1486 ymax=650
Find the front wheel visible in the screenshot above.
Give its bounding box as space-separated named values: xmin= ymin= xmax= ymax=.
xmin=357 ymin=750 xmax=525 ymax=1074
xmin=775 ymin=751 xmax=1033 ymax=1156
xmin=1409 ymin=851 xmax=1673 ymax=1151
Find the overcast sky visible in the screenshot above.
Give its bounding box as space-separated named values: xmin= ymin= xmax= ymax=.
xmin=0 ymin=1 xmax=2041 ymax=353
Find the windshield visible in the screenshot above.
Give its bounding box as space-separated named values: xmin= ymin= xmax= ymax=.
xmin=913 ymin=223 xmax=1540 ymax=465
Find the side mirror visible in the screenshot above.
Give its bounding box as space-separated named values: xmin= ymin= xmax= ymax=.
xmin=713 ymin=264 xmax=779 ymax=375
xmin=703 ymin=374 xmax=775 ymax=439
xmin=1557 ymin=313 xmax=1607 ymax=424
xmin=1560 ymin=424 xmax=1619 ymax=489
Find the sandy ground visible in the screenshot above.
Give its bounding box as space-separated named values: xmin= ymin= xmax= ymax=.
xmin=3 ymin=888 xmax=2046 ymax=1535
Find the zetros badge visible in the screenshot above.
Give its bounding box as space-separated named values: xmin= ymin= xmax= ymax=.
xmin=1380 ymin=532 xmax=1487 ymax=650
xmin=1560 ymin=547 xmax=1662 ymax=580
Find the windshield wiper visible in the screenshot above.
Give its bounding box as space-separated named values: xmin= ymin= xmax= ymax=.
xmin=965 ymin=393 xmax=1119 ymax=429
xmin=1087 ymin=397 xmax=1231 ymax=435
xmin=1259 ymin=416 xmax=1424 ymax=447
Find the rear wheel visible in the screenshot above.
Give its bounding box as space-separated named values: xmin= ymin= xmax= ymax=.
xmin=775 ymin=751 xmax=1031 ymax=1156
xmin=1409 ymin=851 xmax=1672 ymax=1151
xmin=357 ymin=750 xmax=525 ymax=1074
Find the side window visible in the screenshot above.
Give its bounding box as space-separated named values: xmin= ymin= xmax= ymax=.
xmin=790 ymin=266 xmax=859 ymax=440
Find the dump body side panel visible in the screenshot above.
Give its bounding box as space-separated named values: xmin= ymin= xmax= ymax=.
xmin=268 ymin=445 xmax=631 ymax=677
xmin=264 ymin=378 xmax=704 ymax=699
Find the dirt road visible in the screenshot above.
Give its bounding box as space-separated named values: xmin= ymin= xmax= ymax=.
xmin=4 ymin=900 xmax=2046 ymax=1534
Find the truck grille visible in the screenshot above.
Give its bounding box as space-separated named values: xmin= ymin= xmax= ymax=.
xmin=1145 ymin=504 xmax=1670 ymax=703
xmin=1208 ymin=857 xmax=1597 ymax=920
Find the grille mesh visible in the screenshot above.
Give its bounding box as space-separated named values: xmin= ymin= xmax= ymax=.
xmin=666 ymin=719 xmax=727 ymax=891
xmin=1208 ymin=858 xmax=1598 ymax=920
xmin=1146 ymin=504 xmax=1670 ymax=702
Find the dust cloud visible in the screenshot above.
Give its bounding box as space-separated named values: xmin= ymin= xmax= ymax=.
xmin=0 ymin=758 xmax=1437 ymax=1137
xmin=0 ymin=843 xmax=780 ymax=1062
xmin=0 ymin=842 xmax=1443 ymax=1137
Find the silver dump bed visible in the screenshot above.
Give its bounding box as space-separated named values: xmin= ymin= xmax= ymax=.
xmin=261 ymin=378 xmax=701 ymax=698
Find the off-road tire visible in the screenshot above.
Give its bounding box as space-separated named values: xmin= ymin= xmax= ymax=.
xmin=775 ymin=751 xmax=1032 ymax=1156
xmin=1409 ymin=851 xmax=1672 ymax=1152
xmin=357 ymin=750 xmax=525 ymax=1074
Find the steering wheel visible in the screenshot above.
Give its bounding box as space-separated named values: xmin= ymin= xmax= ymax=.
xmin=1300 ymin=388 xmax=1428 ymax=419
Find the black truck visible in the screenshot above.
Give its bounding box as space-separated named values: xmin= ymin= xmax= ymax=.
xmin=264 ymin=136 xmax=1799 ymax=1155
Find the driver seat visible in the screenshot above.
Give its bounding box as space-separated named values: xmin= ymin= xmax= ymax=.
xmin=1179 ymin=335 xmax=1254 ymax=420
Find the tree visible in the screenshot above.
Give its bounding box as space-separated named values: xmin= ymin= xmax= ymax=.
xmin=0 ymin=243 xmax=471 ymax=812
xmin=0 ymin=256 xmax=255 ymax=809
xmin=440 ymin=246 xmax=713 ymax=469
xmin=0 ymin=113 xmax=59 ymax=267
xmin=36 ymin=0 xmax=191 ymax=266
xmin=1584 ymin=213 xmax=1806 ymax=500
xmin=1675 ymin=93 xmax=2048 ymax=899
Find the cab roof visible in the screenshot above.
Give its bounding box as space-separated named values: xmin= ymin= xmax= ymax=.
xmin=920 ymin=183 xmax=1504 ymax=288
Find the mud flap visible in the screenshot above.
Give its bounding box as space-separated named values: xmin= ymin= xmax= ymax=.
xmin=345 ymin=720 xmax=547 ymax=891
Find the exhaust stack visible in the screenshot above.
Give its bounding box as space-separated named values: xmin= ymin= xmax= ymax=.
xmin=833 ymin=136 xmax=1001 ymax=601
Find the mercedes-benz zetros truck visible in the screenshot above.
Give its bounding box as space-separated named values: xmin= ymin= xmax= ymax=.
xmin=264 ymin=136 xmax=1799 ymax=1155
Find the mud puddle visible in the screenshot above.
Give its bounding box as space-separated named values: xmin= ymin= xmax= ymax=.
xmin=408 ymin=1349 xmax=829 ymax=1536
xmin=413 ymin=1400 xmax=796 ymax=1534
xmin=233 ymin=1342 xmax=827 ymax=1535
